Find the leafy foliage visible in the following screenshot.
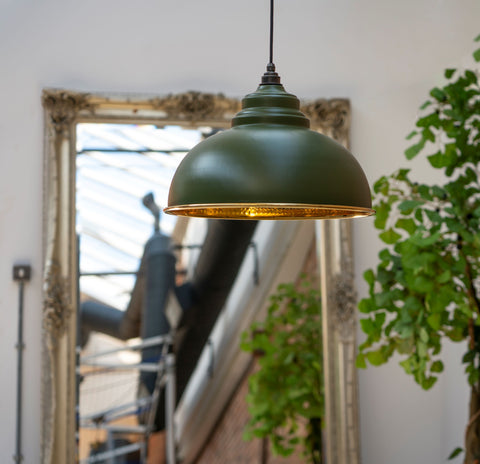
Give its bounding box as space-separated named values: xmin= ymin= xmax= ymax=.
xmin=358 ymin=44 xmax=480 ymax=393
xmin=241 ymin=280 xmax=323 ymax=463
xmin=448 ymin=447 xmax=464 ymax=460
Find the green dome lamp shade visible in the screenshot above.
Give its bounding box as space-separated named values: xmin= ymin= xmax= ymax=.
xmin=164 ymin=2 xmax=374 ymax=220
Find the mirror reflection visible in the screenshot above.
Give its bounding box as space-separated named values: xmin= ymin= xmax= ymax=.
xmin=75 ymin=122 xmax=321 ymax=464
xmin=42 ymin=90 xmax=359 ymax=464
xmin=76 ymin=123 xmax=204 ymax=461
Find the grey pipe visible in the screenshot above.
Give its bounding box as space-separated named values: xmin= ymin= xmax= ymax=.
xmin=81 ymin=301 xmax=125 ymax=341
xmin=139 ymin=233 xmax=174 ymax=395
xmin=142 ymin=193 xmax=160 ymax=233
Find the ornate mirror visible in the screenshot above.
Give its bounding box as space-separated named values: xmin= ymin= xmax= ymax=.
xmin=41 ymin=89 xmax=360 ymax=464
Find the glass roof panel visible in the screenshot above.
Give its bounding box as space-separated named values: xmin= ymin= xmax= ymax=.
xmin=77 ymin=123 xmax=202 ymax=308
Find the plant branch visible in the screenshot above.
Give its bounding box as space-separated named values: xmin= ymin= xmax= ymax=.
xmin=465 ymin=397 xmax=480 ymax=447
xmin=469 ymin=318 xmax=476 ymax=351
xmin=464 ymin=251 xmax=480 ymax=316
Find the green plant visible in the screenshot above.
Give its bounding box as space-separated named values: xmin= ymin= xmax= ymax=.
xmin=358 ymin=36 xmax=480 ymax=463
xmin=241 ymin=279 xmax=324 ymax=463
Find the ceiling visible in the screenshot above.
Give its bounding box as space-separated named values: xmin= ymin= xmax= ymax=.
xmin=76 ymin=123 xmax=203 ymax=308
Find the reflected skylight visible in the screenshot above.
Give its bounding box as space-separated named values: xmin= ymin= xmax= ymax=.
xmin=77 ymin=123 xmax=203 ymax=308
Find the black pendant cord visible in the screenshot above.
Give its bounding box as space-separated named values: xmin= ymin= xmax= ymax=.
xmin=262 ymin=0 xmax=281 ymax=84
xmin=269 ymin=0 xmax=274 ymax=67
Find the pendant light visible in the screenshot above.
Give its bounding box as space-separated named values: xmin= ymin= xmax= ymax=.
xmin=164 ymin=0 xmax=374 ymax=220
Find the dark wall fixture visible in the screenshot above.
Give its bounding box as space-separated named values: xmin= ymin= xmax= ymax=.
xmin=13 ymin=264 xmax=32 ymax=464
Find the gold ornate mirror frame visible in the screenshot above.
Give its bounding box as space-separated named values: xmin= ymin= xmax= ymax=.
xmin=41 ymin=89 xmax=361 ymax=464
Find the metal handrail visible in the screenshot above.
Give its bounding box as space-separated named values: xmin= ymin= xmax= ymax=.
xmin=79 ymin=334 xmax=176 ymax=463
xmin=80 ymin=442 xmax=145 ymax=464
xmin=78 ymin=361 xmax=162 ymax=373
xmin=79 ymin=334 xmax=172 ymax=360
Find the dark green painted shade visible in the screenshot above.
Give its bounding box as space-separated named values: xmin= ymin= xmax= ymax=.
xmin=165 ymin=84 xmax=374 ymax=220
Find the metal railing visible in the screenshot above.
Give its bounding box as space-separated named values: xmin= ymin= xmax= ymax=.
xmin=78 ymin=335 xmax=176 ymax=464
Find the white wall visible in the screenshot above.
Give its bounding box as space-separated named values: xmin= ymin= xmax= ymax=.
xmin=0 ymin=0 xmax=478 ymax=462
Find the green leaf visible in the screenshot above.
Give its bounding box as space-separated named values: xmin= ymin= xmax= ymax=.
xmin=419 ymin=100 xmax=431 ymax=110
xmin=427 ymin=313 xmax=442 ymax=331
xmin=373 ymin=176 xmax=389 ymax=195
xmin=414 ymin=208 xmax=424 ymax=223
xmin=405 ymin=138 xmax=426 ymax=160
xmin=468 ymin=368 xmax=480 ymax=385
xmin=422 ymin=376 xmax=437 ymax=390
xmin=375 ymin=312 xmax=386 ymax=327
xmin=445 ymin=143 xmax=458 ymax=165
xmin=417 ymin=184 xmax=431 ymax=200
xmin=431 ymin=360 xmax=444 ymax=373
xmin=356 ymin=353 xmax=367 ymax=369
xmin=395 ymin=218 xmax=417 ymax=235
xmin=360 ymin=318 xmax=376 ymax=335
xmin=366 ymin=349 xmax=387 ymax=366
xmin=466 ymin=167 xmax=477 ymax=182
xmin=465 ymin=70 xmax=478 ymax=84
xmin=358 ymin=298 xmax=376 ymax=313
xmin=416 ymin=112 xmax=441 ymax=128
xmin=364 ymin=269 xmax=375 ymax=286
xmin=413 ymin=276 xmax=434 ymax=293
xmin=423 ymin=127 xmax=436 ymax=142
xmin=446 ymin=327 xmax=464 ymax=342
xmin=417 ymin=340 xmax=428 ymax=358
xmin=375 ymin=292 xmax=393 ymax=309
xmin=444 ymin=68 xmax=456 ymax=79
xmin=434 ymin=270 xmax=449 ymax=284
xmin=475 ymin=33 xmax=480 ymax=42
xmin=463 ymin=351 xmax=475 ymax=363
xmin=394 ymin=168 xmax=411 ymax=181
xmin=419 ymin=327 xmax=429 ymax=343
xmin=379 ymin=228 xmax=402 ymax=244
xmin=379 ymin=248 xmax=392 ymax=261
xmin=427 ymin=152 xmax=444 ymax=168
xmin=399 ymin=358 xmax=413 ymax=375
xmin=448 ymin=447 xmax=463 ymax=460
xmin=431 ymin=185 xmax=446 ymax=198
xmin=411 ymin=231 xmax=441 ymax=247
xmin=474 ymin=48 xmax=480 ymax=62
xmin=428 ymin=146 xmax=457 ymax=169
xmin=396 ymin=336 xmax=415 ymax=354
xmin=374 ymin=201 xmax=391 ymax=229
xmin=430 ymin=87 xmax=446 ymax=101
xmin=398 ymin=200 xmax=423 ymax=214
xmin=406 ymin=130 xmax=418 ymax=140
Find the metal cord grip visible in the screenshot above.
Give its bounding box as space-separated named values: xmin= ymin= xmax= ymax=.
xmin=261 ymin=63 xmax=281 ymax=85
